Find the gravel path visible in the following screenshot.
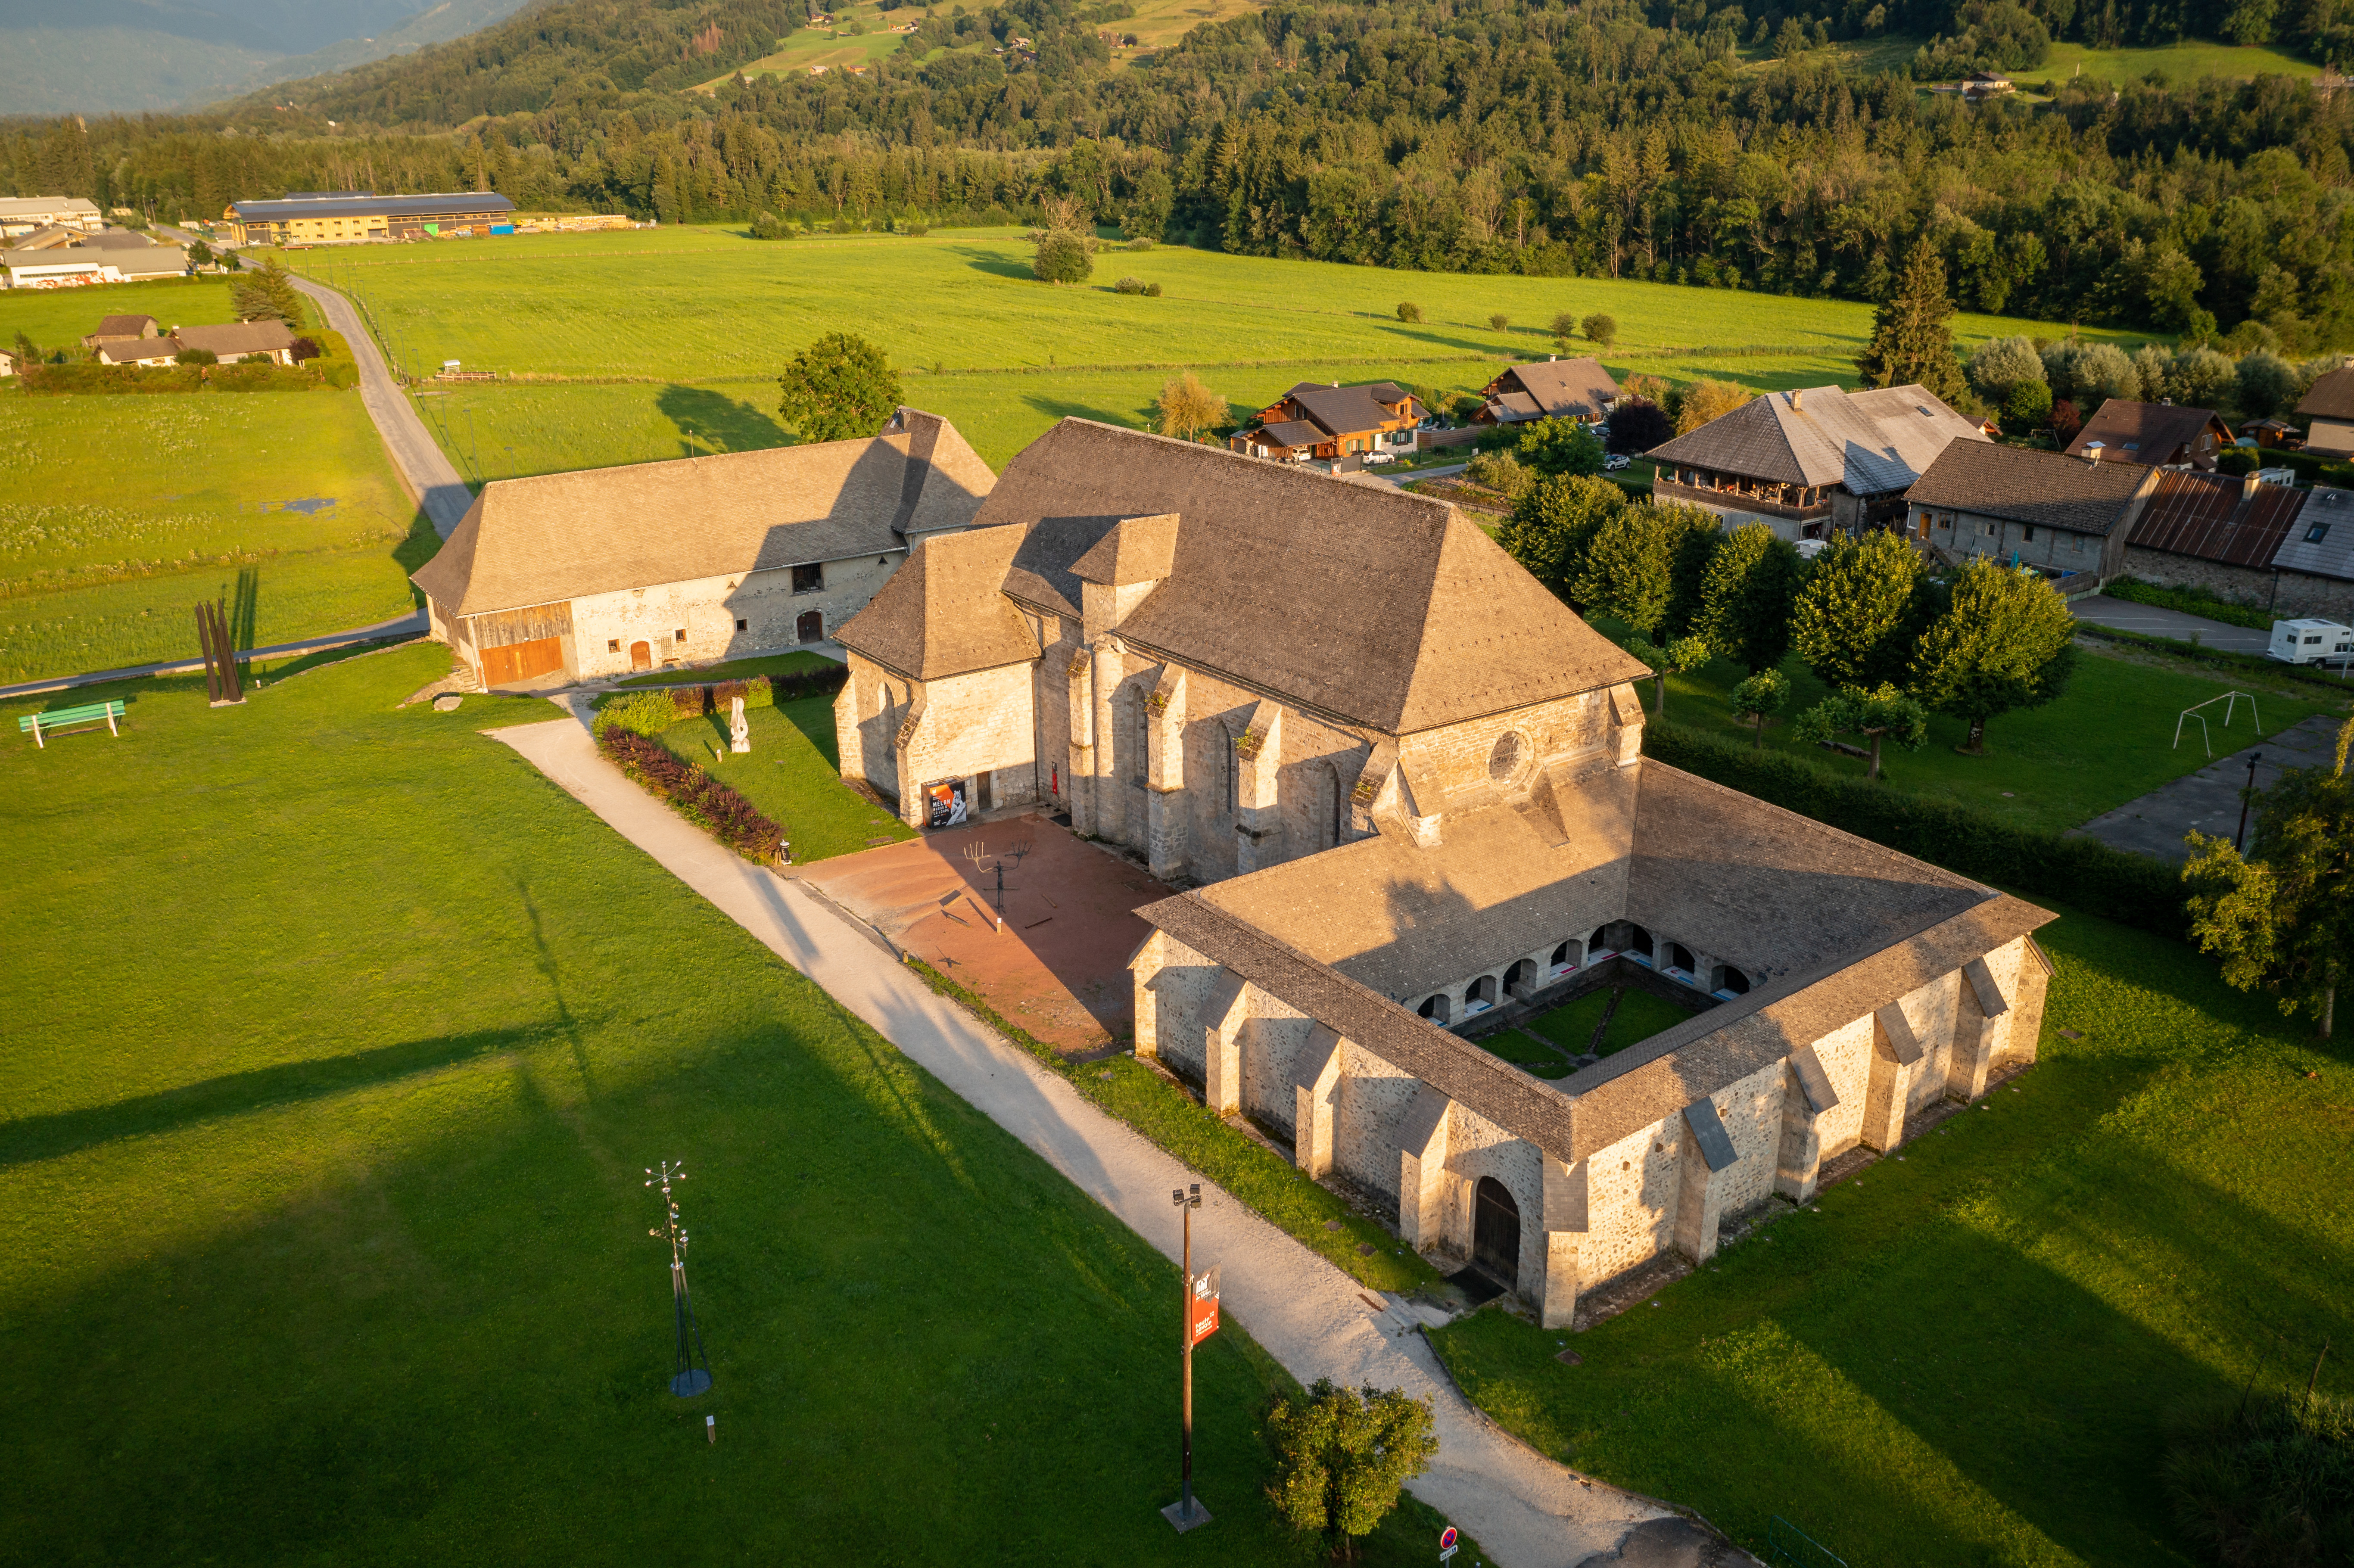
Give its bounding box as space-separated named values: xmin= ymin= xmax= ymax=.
xmin=489 ymin=702 xmax=1684 ymax=1568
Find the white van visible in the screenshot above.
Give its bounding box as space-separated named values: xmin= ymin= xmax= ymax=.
xmin=2268 ymin=618 xmax=2354 ymax=664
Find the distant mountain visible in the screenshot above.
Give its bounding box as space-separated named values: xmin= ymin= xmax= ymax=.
xmin=0 ymin=0 xmax=537 ymax=114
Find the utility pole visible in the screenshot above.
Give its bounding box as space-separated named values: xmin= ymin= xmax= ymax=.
xmin=1162 ymin=1183 xmax=1210 ymax=1532
xmin=2236 ymin=750 xmax=2264 ymax=852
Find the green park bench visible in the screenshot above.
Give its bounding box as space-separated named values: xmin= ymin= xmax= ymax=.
xmin=19 ymin=700 xmax=126 ymax=748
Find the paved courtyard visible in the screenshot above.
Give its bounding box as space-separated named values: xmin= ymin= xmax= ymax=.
xmin=2073 ymin=712 xmax=2344 ymax=862
xmin=799 ymin=811 xmax=1172 ymax=1055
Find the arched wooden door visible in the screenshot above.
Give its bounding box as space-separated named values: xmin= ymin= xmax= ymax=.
xmin=796 ymin=610 xmax=823 ymax=643
xmin=1473 ymin=1177 xmax=1520 ymax=1285
xmin=629 ymin=640 xmax=652 ymax=672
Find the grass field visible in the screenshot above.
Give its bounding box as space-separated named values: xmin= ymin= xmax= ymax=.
xmin=651 ymin=694 xmax=918 ymax=863
xmin=1428 ymin=898 xmax=2354 ymax=1567
xmin=1632 ymin=634 xmax=2348 ymax=834
xmin=0 ymin=644 xmax=1467 ymax=1565
xmin=278 ymin=226 xmax=2142 ymax=476
xmin=2011 ymin=37 xmax=2321 ymax=85
xmin=1528 ymin=987 xmax=1699 ymax=1059
xmin=0 ymin=389 xmax=425 ymax=681
xmin=0 ymin=276 xmax=254 ymax=355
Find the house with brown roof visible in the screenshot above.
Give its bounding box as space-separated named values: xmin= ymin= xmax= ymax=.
xmin=1905 ymin=442 xmax=2159 ymax=579
xmin=2118 ymin=467 xmax=2310 ymax=608
xmin=1229 ymin=382 xmax=1423 ymax=463
xmin=1474 ymin=357 xmax=1621 ymax=426
xmin=1649 ymin=384 xmax=1987 ymax=540
xmin=835 ymin=417 xmax=2052 ymax=1322
xmin=95 ymin=338 xmax=182 ymax=368
xmin=2297 ymin=367 xmax=2354 ymax=458
xmin=410 ymin=408 xmax=993 ymax=688
xmin=171 ymin=320 xmax=298 ymax=366
xmin=83 ymin=314 xmax=160 ymax=348
xmin=2063 ymin=400 xmax=2232 ymax=470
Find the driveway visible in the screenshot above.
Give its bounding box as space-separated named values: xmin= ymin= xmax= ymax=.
xmin=489 ymin=704 xmax=1700 ymax=1568
xmin=2071 ymin=594 xmax=2273 ymax=654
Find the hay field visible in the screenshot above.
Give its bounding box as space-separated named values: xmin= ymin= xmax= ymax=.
xmin=284 ymin=224 xmax=2139 ymax=476
xmin=0 ymin=392 xmax=423 ymax=682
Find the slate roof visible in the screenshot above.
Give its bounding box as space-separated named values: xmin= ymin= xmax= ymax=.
xmin=1254 ymin=419 xmax=1324 ymax=449
xmin=1487 ymin=391 xmax=1546 ymax=420
xmin=411 ymin=408 xmax=993 ymax=617
xmin=90 ymin=314 xmax=158 ymax=340
xmin=1283 ymin=382 xmax=1401 ymax=438
xmin=81 ymin=229 xmax=158 ymax=250
xmin=171 ymin=320 xmax=296 ymax=359
xmin=1492 ymin=358 xmax=1620 ymax=421
xmin=1907 ymin=440 xmax=2155 ymax=537
xmin=1649 ymin=385 xmax=1985 ymax=494
xmin=231 ymin=192 xmax=517 ymax=222
xmin=944 ymin=418 xmax=1649 ymax=733
xmin=2064 ymin=400 xmax=2230 ymax=467
xmin=0 ymin=197 xmax=100 ymax=222
xmin=2271 ymin=486 xmax=2354 ymax=582
xmin=835 ymin=526 xmax=1040 ymax=678
xmin=2297 ymin=367 xmax=2354 ymax=423
xmin=2127 ymin=470 xmax=2306 ymax=568
xmin=96 ymin=339 xmax=181 ymax=364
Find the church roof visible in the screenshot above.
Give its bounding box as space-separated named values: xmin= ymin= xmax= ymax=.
xmin=411 ymin=408 xmax=993 ymax=617
xmin=948 ymin=419 xmax=1647 ymax=733
xmin=1650 ymin=384 xmax=1984 ymax=494
xmin=835 ymin=526 xmax=1038 ymax=679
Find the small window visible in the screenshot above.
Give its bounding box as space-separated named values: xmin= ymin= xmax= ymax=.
xmin=792 ymin=563 xmax=824 ymax=593
xmin=735 ymin=618 xmax=748 ymax=632
xmin=2308 ymin=520 xmax=2332 ymax=544
xmin=607 ymin=638 xmax=620 ymax=653
xmin=674 ymin=628 xmax=687 ymax=642
xmin=2022 ymin=525 xmax=2036 ymax=541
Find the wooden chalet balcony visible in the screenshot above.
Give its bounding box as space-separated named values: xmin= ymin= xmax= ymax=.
xmin=1652 ymin=474 xmax=1832 ymax=521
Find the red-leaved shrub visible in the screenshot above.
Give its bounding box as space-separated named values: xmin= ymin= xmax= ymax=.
xmin=597 ymin=729 xmax=780 ymax=864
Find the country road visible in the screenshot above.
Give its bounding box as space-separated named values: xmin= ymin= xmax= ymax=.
xmin=285 ymin=274 xmax=475 ymax=538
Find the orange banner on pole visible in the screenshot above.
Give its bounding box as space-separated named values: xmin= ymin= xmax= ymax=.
xmin=1188 ymin=1267 xmax=1220 ymax=1345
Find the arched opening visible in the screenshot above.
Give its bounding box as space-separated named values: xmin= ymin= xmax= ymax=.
xmin=1549 ymin=941 xmax=1577 ymax=977
xmin=1503 ymin=959 xmax=1529 ymax=996
xmin=1669 ymin=942 xmax=1697 ymax=974
xmin=796 ymin=610 xmax=824 ymax=643
xmin=1417 ymin=994 xmax=1452 ymax=1024
xmin=629 ymin=640 xmax=652 ymax=672
xmin=1622 ymin=924 xmax=1653 ymax=963
xmin=1473 ymin=1176 xmax=1520 ymax=1286
xmin=1466 ymin=975 xmax=1498 ymax=1011
xmin=1320 ymin=761 xmax=1344 ymax=850
xmin=1719 ymin=968 xmax=1751 ymax=996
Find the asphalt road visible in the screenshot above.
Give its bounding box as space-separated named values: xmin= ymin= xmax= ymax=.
xmin=2069 ymin=593 xmax=2273 ymax=654
xmin=283 ymin=274 xmax=475 ymax=538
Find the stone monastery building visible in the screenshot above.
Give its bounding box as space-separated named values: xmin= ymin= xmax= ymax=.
xmin=413 ymin=410 xmax=992 ymax=687
xmin=835 ymin=420 xmax=2055 ymax=1326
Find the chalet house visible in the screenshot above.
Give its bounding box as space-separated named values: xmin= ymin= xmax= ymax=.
xmin=835 ymin=416 xmax=2053 ymax=1325
xmin=1230 ymin=382 xmax=1423 ymax=463
xmin=2064 ymin=401 xmax=2233 ymax=470
xmin=0 ymin=347 xmax=15 ymax=377
xmin=2240 ymin=417 xmax=2301 ymax=450
xmin=1474 ymin=358 xmax=1621 ymax=426
xmin=96 ymin=339 xmax=182 ymax=368
xmin=84 ymin=314 xmax=160 ymax=347
xmin=171 ymin=320 xmax=299 ymax=365
xmin=2297 ymin=368 xmax=2354 ymax=459
xmin=1647 ymin=384 xmax=1987 ymax=540
xmin=1905 ymin=442 xmax=2158 ymax=579
xmin=411 ymin=408 xmax=992 ymax=688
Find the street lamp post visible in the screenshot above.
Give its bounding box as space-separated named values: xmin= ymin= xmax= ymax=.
xmin=1162 ymin=1183 xmax=1211 ymax=1532
xmin=2236 ymin=751 xmax=2264 ymax=853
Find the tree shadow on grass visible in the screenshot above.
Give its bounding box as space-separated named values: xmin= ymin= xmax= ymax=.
xmin=945 ymin=245 xmax=1041 ymax=282
xmin=0 ymin=1024 xmax=574 ymax=1169
xmin=392 ymin=507 xmax=443 ymax=603
xmin=1019 ymin=391 xmax=1152 ymax=431
xmin=657 ymin=384 xmax=790 ymax=459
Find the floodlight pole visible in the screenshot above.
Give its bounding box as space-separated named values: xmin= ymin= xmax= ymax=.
xmin=2236 ymin=751 xmax=2264 ymax=853
xmin=647 ymin=1161 xmax=713 ymax=1398
xmin=1164 ymin=1182 xmax=1206 ymax=1531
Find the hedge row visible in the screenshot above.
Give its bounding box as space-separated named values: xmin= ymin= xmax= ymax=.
xmin=1642 ymin=720 xmax=2191 ymax=939
xmin=659 ymin=664 xmax=850 ymax=716
xmin=2073 ymin=622 xmax=2351 ymax=690
xmin=2101 ymin=577 xmax=2274 ymax=632
xmin=19 ymin=361 xmax=355 ymax=395
xmin=596 ymin=728 xmax=780 ymax=864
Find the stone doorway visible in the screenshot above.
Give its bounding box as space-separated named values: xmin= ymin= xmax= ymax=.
xmin=797 ymin=610 xmax=824 ymax=643
xmin=629 ymin=640 xmax=652 ymax=672
xmin=1473 ymin=1176 xmax=1520 ymax=1286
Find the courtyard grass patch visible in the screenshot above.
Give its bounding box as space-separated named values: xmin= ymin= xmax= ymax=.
xmin=1527 ymin=986 xmax=1699 ymax=1059
xmin=0 ymin=388 xmax=426 ymax=681
xmin=0 ymin=644 xmax=1467 ymax=1566
xmin=648 ymin=694 xmax=913 ymax=863
xmin=611 ymin=649 xmax=836 ymax=686
xmin=1635 ymin=635 xmax=2347 ymax=834
xmin=1474 ymin=1028 xmax=1576 ymax=1078
xmin=1426 ymin=899 xmax=2354 ymax=1568
xmin=280 ymin=226 xmax=2138 ymax=475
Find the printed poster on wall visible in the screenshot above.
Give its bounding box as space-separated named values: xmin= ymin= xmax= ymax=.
xmin=927 ymin=779 xmax=967 ymax=830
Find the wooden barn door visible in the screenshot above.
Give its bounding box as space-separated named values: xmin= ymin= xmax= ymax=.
xmin=629 ymin=641 xmax=652 ymax=671
xmin=481 ymin=637 xmax=562 ymax=687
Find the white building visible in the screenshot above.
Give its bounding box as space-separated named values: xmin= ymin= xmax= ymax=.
xmin=0 ymin=197 xmax=103 ymax=239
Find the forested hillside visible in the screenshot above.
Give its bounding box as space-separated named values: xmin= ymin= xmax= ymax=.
xmin=5 ymin=0 xmax=2352 ymax=346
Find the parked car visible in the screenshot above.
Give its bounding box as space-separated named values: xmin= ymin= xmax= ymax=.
xmin=1361 ymin=451 xmax=1397 ymax=466
xmin=1603 ymin=454 xmax=1631 ymax=471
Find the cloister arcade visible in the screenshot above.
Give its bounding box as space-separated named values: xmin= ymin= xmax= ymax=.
xmin=1411 ymin=919 xmax=1758 ymax=1028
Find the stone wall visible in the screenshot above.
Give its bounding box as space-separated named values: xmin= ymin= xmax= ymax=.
xmin=1919 ymin=507 xmax=2117 ymax=577
xmin=1397 ymin=688 xmax=1608 ymax=803
xmin=570 ymin=551 xmax=897 ymax=681
xmin=894 ymin=661 xmax=1040 ymax=824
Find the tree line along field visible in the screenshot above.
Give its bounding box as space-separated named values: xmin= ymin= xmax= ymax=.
xmin=280 ymin=225 xmax=2141 ymax=474
xmin=0 ymin=644 xmax=1462 ymax=1567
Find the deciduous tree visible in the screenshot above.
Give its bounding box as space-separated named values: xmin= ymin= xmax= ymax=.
xmin=1515 ymin=417 xmax=1605 ymax=476
xmin=1697 ymin=522 xmax=1803 ymax=672
xmin=1856 ymin=245 xmax=1965 ymax=402
xmin=1674 ymin=378 xmax=1750 ymax=435
xmin=1790 ymin=529 xmax=1925 ymax=690
xmin=2182 ymin=718 xmax=2354 ymax=1039
xmin=1794 ymin=682 xmax=1930 ymax=780
xmin=1154 ymin=371 xmax=1227 ymax=441
xmin=776 ymin=331 xmax=901 ymax=443
xmin=1266 ymin=1380 xmax=1438 ymax=1562
xmin=1910 ymin=559 xmax=2076 ymax=753
xmin=1580 ymin=311 xmax=1617 ymax=347
xmin=1496 ymin=473 xmax=1625 ymax=603
xmin=1730 ymin=669 xmax=1789 ymax=748
xmin=1627 ymin=632 xmax=1711 ymax=714
xmin=1574 ymin=505 xmax=1675 ymax=636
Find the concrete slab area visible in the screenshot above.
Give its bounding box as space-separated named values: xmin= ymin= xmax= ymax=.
xmin=2071 ymin=594 xmax=2273 ymax=653
xmin=2073 ymin=712 xmax=2345 ymax=862
xmin=799 ymin=812 xmax=1171 ymax=1055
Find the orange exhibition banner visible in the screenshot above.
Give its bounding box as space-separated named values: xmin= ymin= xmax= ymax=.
xmin=1188 ymin=1270 xmax=1219 ymax=1345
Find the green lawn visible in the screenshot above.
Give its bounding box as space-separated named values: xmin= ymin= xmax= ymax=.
xmin=1475 ymin=1028 xmax=1577 ymax=1078
xmin=1644 ymin=638 xmax=2348 ymax=834
xmin=0 ymin=276 xmax=249 ymax=355
xmin=2011 ymin=37 xmax=2321 ymax=86
xmin=0 ymin=643 xmax=1467 ymax=1565
xmin=0 ymin=387 xmax=428 ymax=681
xmin=649 ymin=694 xmax=916 ymax=862
xmin=1427 ymin=899 xmax=2354 ymax=1567
xmin=276 ymin=226 xmax=2141 ymax=475
xmin=1528 ymin=986 xmax=1701 ymax=1059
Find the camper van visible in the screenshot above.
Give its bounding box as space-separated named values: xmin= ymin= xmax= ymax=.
xmin=2268 ymin=618 xmax=2354 ymax=665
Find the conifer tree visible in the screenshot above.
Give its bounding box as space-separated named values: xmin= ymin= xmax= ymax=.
xmin=1856 ymin=246 xmax=1966 ymax=402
